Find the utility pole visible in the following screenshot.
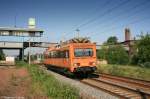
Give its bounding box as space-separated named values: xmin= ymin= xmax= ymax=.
xmin=14 ymin=14 xmax=17 ymax=27
xmin=62 ymin=33 xmax=65 ymax=42
xmin=28 ymin=38 xmax=31 ymax=66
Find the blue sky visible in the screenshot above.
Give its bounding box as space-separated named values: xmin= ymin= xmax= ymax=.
xmin=0 ymin=0 xmax=150 ymax=56
xmin=0 ymin=0 xmax=150 ymax=43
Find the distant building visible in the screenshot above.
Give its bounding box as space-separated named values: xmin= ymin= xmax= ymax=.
xmin=120 ymin=28 xmax=137 ymax=57
xmin=125 ymin=28 xmax=131 ymax=41
xmin=97 ymin=28 xmax=137 ymax=57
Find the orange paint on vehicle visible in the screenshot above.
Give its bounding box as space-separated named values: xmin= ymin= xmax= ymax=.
xmin=43 ymin=42 xmax=97 ymax=73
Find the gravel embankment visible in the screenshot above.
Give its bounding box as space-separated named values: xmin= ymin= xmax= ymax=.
xmin=44 ymin=68 xmax=118 ymax=99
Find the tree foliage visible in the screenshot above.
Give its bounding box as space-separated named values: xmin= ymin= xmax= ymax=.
xmin=137 ymin=34 xmax=150 ymax=67
xmin=106 ymin=36 xmax=118 ymax=44
xmin=97 ymin=36 xmax=129 ymax=65
xmin=97 ymin=46 xmax=107 ymax=59
xmin=97 ymin=34 xmax=150 ymax=67
xmin=106 ymin=45 xmax=129 ymax=65
xmin=97 ymin=45 xmax=129 ymax=65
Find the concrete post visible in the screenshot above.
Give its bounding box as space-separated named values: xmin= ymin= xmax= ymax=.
xmin=19 ymin=48 xmax=24 ymax=61
xmin=22 ymin=48 xmax=24 ymax=61
xmin=19 ymin=49 xmax=22 ymax=60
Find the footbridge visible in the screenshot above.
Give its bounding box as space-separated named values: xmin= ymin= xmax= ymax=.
xmin=0 ymin=41 xmax=57 ymax=60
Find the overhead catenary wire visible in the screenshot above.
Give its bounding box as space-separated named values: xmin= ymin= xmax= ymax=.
xmin=83 ymin=0 xmax=150 ymax=35
xmin=73 ymin=0 xmax=111 ymax=29
xmin=65 ymin=0 xmax=130 ymax=38
xmin=85 ymin=0 xmax=150 ymax=36
xmin=76 ymin=0 xmax=130 ymax=29
xmin=64 ymin=0 xmax=150 ymax=42
xmin=64 ymin=0 xmax=112 ymax=37
xmin=90 ymin=15 xmax=150 ymax=38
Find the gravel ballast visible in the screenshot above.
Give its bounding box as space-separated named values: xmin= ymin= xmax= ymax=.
xmin=45 ymin=69 xmax=118 ymax=99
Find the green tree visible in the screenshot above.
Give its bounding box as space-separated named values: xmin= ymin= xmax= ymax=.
xmin=97 ymin=36 xmax=129 ymax=65
xmin=130 ymin=42 xmax=138 ymax=65
xmin=97 ymin=46 xmax=108 ymax=59
xmin=0 ymin=49 xmax=5 ymax=60
xmin=106 ymin=45 xmax=129 ymax=65
xmin=137 ymin=34 xmax=150 ymax=67
xmin=106 ymin=36 xmax=118 ymax=44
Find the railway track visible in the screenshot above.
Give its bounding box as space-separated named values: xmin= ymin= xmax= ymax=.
xmin=81 ymin=74 xmax=150 ymax=99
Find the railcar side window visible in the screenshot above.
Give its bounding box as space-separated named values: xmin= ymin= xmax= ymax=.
xmin=60 ymin=51 xmax=65 ymax=58
xmin=48 ymin=50 xmax=69 ymax=58
xmin=48 ymin=52 xmax=51 ymax=58
xmin=74 ymin=48 xmax=93 ymax=57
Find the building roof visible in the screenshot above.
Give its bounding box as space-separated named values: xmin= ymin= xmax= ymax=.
xmin=119 ymin=40 xmax=137 ymax=44
xmin=0 ymin=27 xmax=43 ymax=32
xmin=0 ymin=27 xmax=43 ymax=37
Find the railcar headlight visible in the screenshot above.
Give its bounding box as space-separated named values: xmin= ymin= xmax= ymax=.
xmin=74 ymin=63 xmax=78 ymax=67
xmin=74 ymin=63 xmax=80 ymax=67
xmin=92 ymin=62 xmax=96 ymax=65
xmin=89 ymin=62 xmax=96 ymax=65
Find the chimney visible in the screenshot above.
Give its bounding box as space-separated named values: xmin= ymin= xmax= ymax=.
xmin=125 ymin=28 xmax=131 ymax=41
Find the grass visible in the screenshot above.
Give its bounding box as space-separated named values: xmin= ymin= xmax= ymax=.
xmin=16 ymin=61 xmax=79 ymax=99
xmin=97 ymin=64 xmax=150 ymax=81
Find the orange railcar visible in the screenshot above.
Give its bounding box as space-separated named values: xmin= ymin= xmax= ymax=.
xmin=43 ymin=39 xmax=97 ymax=74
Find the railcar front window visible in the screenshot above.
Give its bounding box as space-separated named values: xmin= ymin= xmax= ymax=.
xmin=74 ymin=48 xmax=93 ymax=57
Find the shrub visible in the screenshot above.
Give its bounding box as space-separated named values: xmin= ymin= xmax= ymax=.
xmin=97 ymin=45 xmax=129 ymax=65
xmin=97 ymin=46 xmax=107 ymax=59
xmin=137 ymin=34 xmax=150 ymax=65
xmin=144 ymin=62 xmax=150 ymax=68
xmin=130 ymin=54 xmax=139 ymax=65
xmin=106 ymin=45 xmax=129 ymax=65
xmin=97 ymin=36 xmax=129 ymax=65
